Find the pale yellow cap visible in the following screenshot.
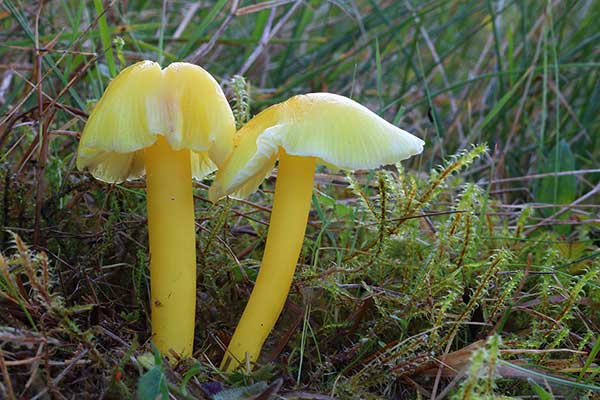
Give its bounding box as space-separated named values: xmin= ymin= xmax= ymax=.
xmin=76 ymin=61 xmax=235 ymax=183
xmin=209 ymin=93 xmax=424 ymax=201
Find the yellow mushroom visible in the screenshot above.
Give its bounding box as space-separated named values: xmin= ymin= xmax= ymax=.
xmin=209 ymin=93 xmax=424 ymax=370
xmin=77 ymin=61 xmax=235 ymax=357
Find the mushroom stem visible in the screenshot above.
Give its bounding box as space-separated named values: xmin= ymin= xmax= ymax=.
xmin=221 ymin=149 xmax=316 ymax=371
xmin=145 ymin=135 xmax=197 ymax=357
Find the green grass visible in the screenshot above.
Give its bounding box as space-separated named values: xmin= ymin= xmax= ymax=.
xmin=0 ymin=0 xmax=599 ymax=398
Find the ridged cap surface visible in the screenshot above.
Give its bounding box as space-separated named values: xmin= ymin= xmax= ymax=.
xmin=209 ymin=93 xmax=424 ymax=201
xmin=77 ymin=61 xmax=235 ymax=182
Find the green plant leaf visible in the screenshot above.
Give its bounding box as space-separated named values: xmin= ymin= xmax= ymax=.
xmin=579 ymin=335 xmax=600 ymax=382
xmin=93 ymin=0 xmax=117 ymax=77
xmin=535 ymin=139 xmax=576 ymax=207
xmin=181 ymin=362 xmax=204 ymax=396
xmin=534 ymin=139 xmax=577 ymax=234
xmin=137 ymin=344 xmax=168 ymax=400
xmin=137 ymin=366 xmax=168 ymax=400
xmin=529 ymin=379 xmax=554 ymax=400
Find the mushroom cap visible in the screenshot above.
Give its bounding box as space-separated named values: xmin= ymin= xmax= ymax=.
xmin=209 ymin=92 xmax=424 ymax=201
xmin=76 ymin=61 xmax=235 ymax=183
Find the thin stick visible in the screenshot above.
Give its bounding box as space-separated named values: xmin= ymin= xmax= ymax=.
xmin=188 ymin=0 xmax=240 ymax=63
xmin=524 ymin=183 xmax=600 ymax=235
xmin=33 ymin=1 xmax=47 ymax=247
xmin=0 ymin=349 xmax=16 ymax=400
xmin=237 ymin=0 xmax=303 ymax=75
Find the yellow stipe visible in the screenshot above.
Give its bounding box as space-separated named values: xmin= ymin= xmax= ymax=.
xmin=221 ymin=150 xmax=316 ymax=371
xmin=145 ymin=136 xmax=197 ymax=357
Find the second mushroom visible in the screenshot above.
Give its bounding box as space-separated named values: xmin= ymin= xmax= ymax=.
xmin=210 ymin=93 xmax=424 ymax=370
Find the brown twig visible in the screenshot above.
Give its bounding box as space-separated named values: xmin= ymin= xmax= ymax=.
xmin=237 ymin=0 xmax=303 ymax=75
xmin=0 ymin=349 xmax=16 ymax=400
xmin=187 ymin=0 xmax=240 ymax=63
xmin=524 ymin=182 xmax=600 ymax=235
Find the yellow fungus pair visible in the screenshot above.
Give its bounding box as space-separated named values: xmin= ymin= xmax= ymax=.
xmin=77 ymin=62 xmax=424 ymax=368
